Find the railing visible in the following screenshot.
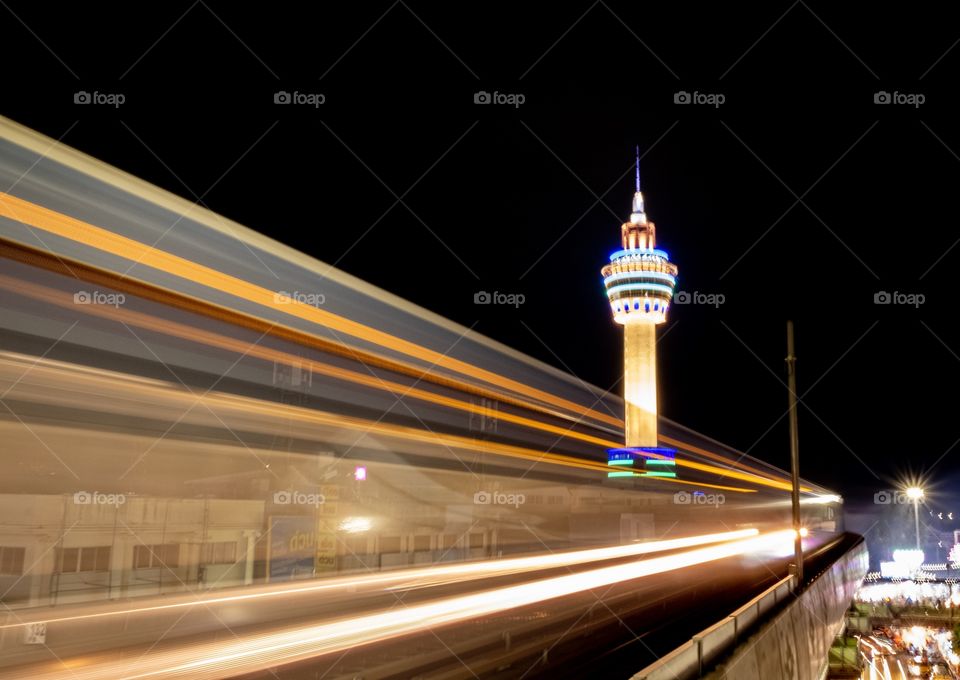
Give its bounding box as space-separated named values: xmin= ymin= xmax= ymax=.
xmin=631 ymin=535 xmax=868 ymax=680
xmin=630 ymin=574 xmax=797 ymax=680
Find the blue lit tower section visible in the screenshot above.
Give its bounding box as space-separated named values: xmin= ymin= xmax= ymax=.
xmin=601 ymin=152 xmax=678 ymax=478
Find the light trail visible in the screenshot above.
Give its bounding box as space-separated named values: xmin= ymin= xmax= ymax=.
xmin=0 ymin=248 xmax=808 ymax=493
xmin=0 ymin=350 xmax=763 ymax=492
xmin=0 ymin=274 xmax=618 ymax=450
xmin=659 ymin=432 xmax=806 ymax=489
xmin=0 ymin=251 xmax=593 ymax=432
xmin=1 ymin=528 xmax=759 ymax=629
xmin=869 ymin=636 xmax=895 ymax=654
xmin=0 ymin=192 xmax=620 ymax=428
xmin=5 ymin=530 xmax=797 ymax=680
xmin=0 ymin=256 xmax=808 ymax=492
xmin=623 ymin=447 xmax=805 ymax=492
xmin=0 ymin=242 xmax=811 ymax=493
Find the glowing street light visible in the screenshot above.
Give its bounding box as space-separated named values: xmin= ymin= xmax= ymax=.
xmin=906 ymin=486 xmax=924 ymax=549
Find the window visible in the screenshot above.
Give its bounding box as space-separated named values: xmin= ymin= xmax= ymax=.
xmin=200 ymin=541 xmax=237 ymax=565
xmin=61 ymin=547 xmax=79 ymax=573
xmin=56 ymin=546 xmax=111 ymax=573
xmin=345 ymin=536 xmax=368 ymax=555
xmin=134 ymin=544 xmax=180 ymax=569
xmin=469 ymin=533 xmax=484 ymax=549
xmin=413 ymin=535 xmax=431 ymax=552
xmin=379 ymin=536 xmax=401 ymax=553
xmin=0 ymin=546 xmax=25 ymax=575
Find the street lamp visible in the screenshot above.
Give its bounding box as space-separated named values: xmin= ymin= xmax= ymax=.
xmin=906 ymin=486 xmax=924 ymax=549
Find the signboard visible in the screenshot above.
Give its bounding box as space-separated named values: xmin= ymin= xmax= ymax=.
xmin=316 ymin=519 xmax=337 ymax=572
xmin=267 ymin=516 xmax=316 ymax=582
xmin=22 ymin=622 xmax=46 ymax=645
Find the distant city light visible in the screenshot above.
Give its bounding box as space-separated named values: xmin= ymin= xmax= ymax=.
xmin=880 ymin=561 xmax=911 ymax=579
xmin=803 ymin=494 xmax=841 ymax=505
xmin=354 ymin=465 xmax=367 ymax=481
xmin=893 ymin=549 xmax=925 ymax=571
xmin=902 ymin=626 xmax=927 ymax=650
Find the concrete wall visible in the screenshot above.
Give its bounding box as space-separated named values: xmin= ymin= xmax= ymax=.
xmin=704 ymin=540 xmax=868 ymax=680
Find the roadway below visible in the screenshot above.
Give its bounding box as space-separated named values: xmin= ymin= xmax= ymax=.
xmin=1 ymin=533 xmax=858 ymax=680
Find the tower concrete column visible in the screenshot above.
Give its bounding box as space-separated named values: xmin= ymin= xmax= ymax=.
xmin=623 ymin=321 xmax=657 ymax=448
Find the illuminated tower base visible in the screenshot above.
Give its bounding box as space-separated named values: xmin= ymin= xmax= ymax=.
xmin=608 ymin=446 xmax=676 ymax=478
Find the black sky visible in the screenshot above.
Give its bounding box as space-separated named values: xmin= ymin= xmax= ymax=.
xmin=2 ymin=1 xmax=959 ymax=503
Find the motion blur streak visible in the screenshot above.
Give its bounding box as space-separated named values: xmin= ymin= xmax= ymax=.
xmin=0 ymin=272 xmax=618 ymax=450
xmin=629 ymin=447 xmax=804 ymax=492
xmin=0 ymin=248 xmax=801 ymax=491
xmin=5 ymin=530 xmax=796 ymax=680
xmin=634 ymin=475 xmax=758 ymax=493
xmin=0 ymin=272 xmax=795 ymax=491
xmin=0 ymin=247 xmax=796 ymax=489
xmin=0 ymin=191 xmax=620 ymax=428
xmin=1 ymin=529 xmax=759 ymax=629
xmin=0 ymin=348 xmax=763 ymax=493
xmin=659 ymin=433 xmax=808 ymax=488
xmin=0 ymin=248 xmax=592 ymax=431
xmin=0 ymin=265 xmax=802 ymax=490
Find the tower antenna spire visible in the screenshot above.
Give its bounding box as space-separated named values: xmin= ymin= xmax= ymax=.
xmin=629 ymin=146 xmax=647 ymax=224
xmin=635 ymin=145 xmax=641 ymax=193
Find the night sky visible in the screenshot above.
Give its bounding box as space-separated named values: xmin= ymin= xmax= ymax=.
xmin=3 ymin=2 xmax=959 ymax=520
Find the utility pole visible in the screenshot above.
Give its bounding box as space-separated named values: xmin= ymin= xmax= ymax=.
xmin=914 ymin=496 xmax=921 ymax=549
xmin=786 ymin=320 xmax=804 ymax=585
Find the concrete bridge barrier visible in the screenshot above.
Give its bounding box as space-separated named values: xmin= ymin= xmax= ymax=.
xmin=632 ymin=536 xmax=868 ymax=680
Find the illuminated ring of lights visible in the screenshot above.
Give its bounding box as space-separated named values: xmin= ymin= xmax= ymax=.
xmin=609 ymin=248 xmax=670 ymax=261
xmin=610 ymin=298 xmax=667 ymax=319
xmin=601 ymin=271 xmax=677 ymax=286
xmin=605 ymin=282 xmax=676 ymax=298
